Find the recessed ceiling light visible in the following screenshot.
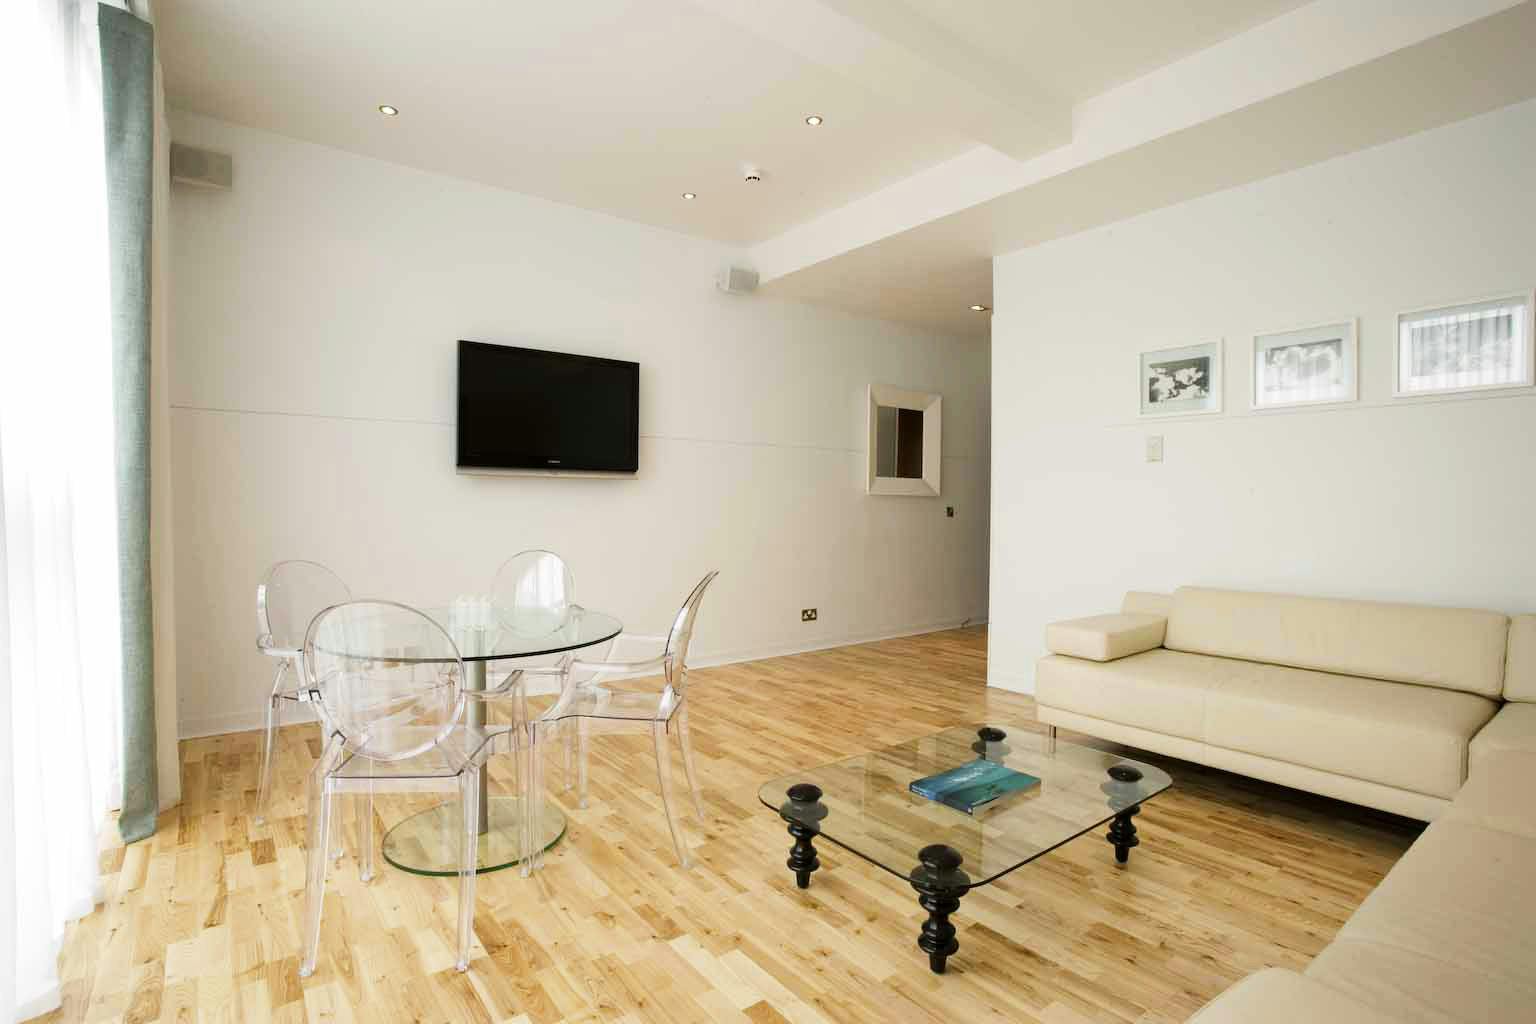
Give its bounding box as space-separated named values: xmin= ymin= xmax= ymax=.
xmin=970 ymin=304 xmax=990 ymax=312
xmin=804 ymin=114 xmax=824 ymax=126
xmin=377 ymin=104 xmax=399 ymax=116
xmin=682 ymin=192 xmax=697 ymax=200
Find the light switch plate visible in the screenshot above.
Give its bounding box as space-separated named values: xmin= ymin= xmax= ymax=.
xmin=1146 ymin=435 xmax=1164 ymax=463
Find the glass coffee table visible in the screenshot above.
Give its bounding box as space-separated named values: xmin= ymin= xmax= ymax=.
xmin=758 ymin=724 xmax=1173 ymax=974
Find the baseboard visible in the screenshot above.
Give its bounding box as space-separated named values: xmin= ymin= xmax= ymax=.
xmin=178 ymin=616 xmax=989 ymax=740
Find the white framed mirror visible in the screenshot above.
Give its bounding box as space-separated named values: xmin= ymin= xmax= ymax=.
xmin=867 ymin=384 xmax=941 ymax=496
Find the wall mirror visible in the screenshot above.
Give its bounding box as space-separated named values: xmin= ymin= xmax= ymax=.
xmin=867 ymin=384 xmax=941 ymax=496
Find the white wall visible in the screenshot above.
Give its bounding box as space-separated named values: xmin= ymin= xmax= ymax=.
xmin=168 ymin=113 xmax=990 ymax=738
xmin=989 ymin=98 xmax=1536 ymax=692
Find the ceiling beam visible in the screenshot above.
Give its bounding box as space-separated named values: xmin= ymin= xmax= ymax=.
xmin=686 ymin=0 xmax=1071 ymax=162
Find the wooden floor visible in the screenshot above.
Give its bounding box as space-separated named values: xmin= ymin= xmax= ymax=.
xmin=43 ymin=627 xmax=1422 ymax=1024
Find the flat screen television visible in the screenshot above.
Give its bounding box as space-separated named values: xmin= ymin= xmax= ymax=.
xmin=456 ymin=340 xmax=639 ymax=473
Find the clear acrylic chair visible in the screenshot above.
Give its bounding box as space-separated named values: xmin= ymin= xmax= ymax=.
xmin=298 ymin=600 xmax=523 ymax=978
xmin=254 ymin=560 xmax=351 ymax=825
xmin=526 ymin=571 xmax=719 ymax=872
xmin=489 ymin=550 xmax=604 ymax=792
xmin=490 ymin=549 xmax=577 ymax=638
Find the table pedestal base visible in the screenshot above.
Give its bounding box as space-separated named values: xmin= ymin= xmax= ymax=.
xmin=381 ymin=795 xmax=565 ymax=876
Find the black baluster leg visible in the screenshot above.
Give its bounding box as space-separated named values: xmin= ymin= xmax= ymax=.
xmin=909 ymin=844 xmax=970 ymax=974
xmin=779 ymin=783 xmax=828 ymax=889
xmin=1107 ymin=804 xmax=1140 ymax=864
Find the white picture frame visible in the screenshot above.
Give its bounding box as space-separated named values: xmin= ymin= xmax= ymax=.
xmin=1394 ymin=292 xmax=1534 ymax=397
xmin=866 ymin=384 xmax=941 ymax=496
xmin=1251 ymin=319 xmax=1358 ymax=410
xmin=1139 ymin=340 xmax=1222 ymax=417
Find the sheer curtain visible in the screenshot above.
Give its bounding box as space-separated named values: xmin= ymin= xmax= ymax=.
xmin=0 ymin=1 xmax=124 ymax=1019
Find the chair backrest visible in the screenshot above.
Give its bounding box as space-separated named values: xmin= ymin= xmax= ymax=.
xmin=664 ymin=571 xmax=719 ymax=692
xmin=490 ymin=550 xmax=575 ymax=636
xmin=303 ymin=601 xmax=467 ymax=762
xmin=257 ymin=560 xmax=351 ymax=654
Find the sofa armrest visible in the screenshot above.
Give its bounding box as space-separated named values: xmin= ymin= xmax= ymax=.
xmin=1045 ymin=613 xmax=1165 ymax=662
xmin=1187 ymin=969 xmax=1396 ymax=1024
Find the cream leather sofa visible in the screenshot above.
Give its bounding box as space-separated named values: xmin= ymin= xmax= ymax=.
xmin=1037 ymin=587 xmax=1535 ymax=821
xmin=1187 ymin=747 xmax=1536 ymax=1022
xmin=1037 ymin=587 xmax=1536 ymax=1022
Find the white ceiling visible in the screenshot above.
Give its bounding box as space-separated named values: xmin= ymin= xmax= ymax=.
xmin=156 ymin=0 xmax=1301 ymax=247
xmin=902 ymin=0 xmax=1305 ymax=102
xmin=157 ymin=0 xmax=1536 ymax=340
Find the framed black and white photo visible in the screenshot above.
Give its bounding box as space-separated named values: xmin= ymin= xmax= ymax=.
xmin=1139 ymin=340 xmax=1222 ymax=416
xmin=1395 ymin=293 xmax=1534 ymax=397
xmin=1251 ymin=320 xmax=1357 ymax=409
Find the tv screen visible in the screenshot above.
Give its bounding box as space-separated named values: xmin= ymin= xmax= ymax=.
xmin=456 ymin=341 xmax=639 ymax=473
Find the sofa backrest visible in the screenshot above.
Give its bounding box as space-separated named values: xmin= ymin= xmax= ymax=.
xmin=1165 ymin=587 xmax=1509 ymax=698
xmin=1507 ymin=615 xmax=1536 ymax=702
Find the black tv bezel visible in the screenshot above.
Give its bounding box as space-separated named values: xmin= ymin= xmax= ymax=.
xmin=455 ymin=340 xmax=640 ymax=474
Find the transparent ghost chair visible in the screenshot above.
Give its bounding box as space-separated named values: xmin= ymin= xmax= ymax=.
xmin=525 ymin=571 xmax=719 ymax=872
xmin=489 ymin=550 xmax=607 ymax=793
xmin=254 ymin=560 xmax=351 ymax=825
xmin=298 ymin=600 xmax=523 ymax=978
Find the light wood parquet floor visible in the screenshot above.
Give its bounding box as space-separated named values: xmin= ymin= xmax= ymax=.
xmin=40 ymin=627 xmax=1422 ymax=1023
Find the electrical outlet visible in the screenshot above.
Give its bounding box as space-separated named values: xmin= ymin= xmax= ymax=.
xmin=801 ymin=608 xmax=818 ymax=622
xmin=945 ymin=506 xmax=955 ymax=518
xmin=1145 ymin=435 xmax=1164 ymax=463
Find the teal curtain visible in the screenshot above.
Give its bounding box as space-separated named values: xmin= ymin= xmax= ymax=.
xmin=98 ymin=4 xmax=158 ymax=843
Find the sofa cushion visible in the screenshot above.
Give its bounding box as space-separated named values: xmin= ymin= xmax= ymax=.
xmin=1203 ymin=662 xmax=1495 ymax=798
xmin=1166 ymin=587 xmax=1509 ymax=698
xmin=1469 ymin=703 xmax=1536 ymax=780
xmin=1045 ymin=613 xmax=1166 ymax=662
xmin=1505 ymin=614 xmax=1536 ymax=701
xmin=1308 ymin=938 xmax=1533 ymax=1024
xmin=1035 ymin=649 xmax=1227 ymax=741
xmin=1305 ymin=817 xmax=1536 ymax=1023
xmin=1447 ymin=749 xmax=1536 ymax=840
xmin=1186 ymin=968 xmax=1394 ymax=1024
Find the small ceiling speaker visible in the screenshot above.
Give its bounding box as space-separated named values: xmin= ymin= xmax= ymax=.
xmin=716 ymin=265 xmax=759 ymax=295
xmin=170 ymin=143 xmax=233 ymax=190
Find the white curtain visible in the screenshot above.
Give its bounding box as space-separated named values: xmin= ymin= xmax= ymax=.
xmin=0 ymin=1 xmax=125 ymax=1019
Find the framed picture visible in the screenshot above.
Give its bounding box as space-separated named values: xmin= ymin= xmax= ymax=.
xmin=1395 ymin=292 xmax=1534 ymax=397
xmin=1139 ymin=340 xmax=1222 ymax=416
xmin=1251 ymin=320 xmax=1357 ymax=409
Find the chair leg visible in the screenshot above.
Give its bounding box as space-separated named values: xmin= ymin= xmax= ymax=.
xmin=255 ymin=660 xmax=289 ymax=826
xmin=652 ymin=721 xmax=690 ymax=869
xmin=577 ymin=717 xmax=590 ymax=810
xmin=562 ymin=726 xmax=575 ymax=792
xmin=330 ymin=797 xmax=344 ymax=862
xmin=455 ymin=768 xmax=479 ymax=972
xmin=676 ymin=704 xmax=706 ymax=822
xmin=299 ymin=740 xmax=341 ymax=978
xmin=522 ymin=722 xmax=543 ymax=877
xmin=359 ymin=777 xmax=375 ymax=882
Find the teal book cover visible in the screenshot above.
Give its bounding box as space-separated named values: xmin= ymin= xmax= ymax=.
xmin=910 ymin=759 xmax=1040 ymax=815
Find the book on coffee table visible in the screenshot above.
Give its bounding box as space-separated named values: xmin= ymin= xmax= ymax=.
xmin=910 ymin=759 xmax=1040 ymax=815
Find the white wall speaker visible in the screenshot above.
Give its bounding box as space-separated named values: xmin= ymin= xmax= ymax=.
xmin=716 ymin=265 xmax=760 ymax=295
xmin=170 ymin=143 xmax=233 ymax=190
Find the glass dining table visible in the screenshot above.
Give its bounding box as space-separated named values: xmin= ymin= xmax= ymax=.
xmin=352 ymin=603 xmax=623 ymax=876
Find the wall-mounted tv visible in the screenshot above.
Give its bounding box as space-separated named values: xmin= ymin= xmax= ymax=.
xmin=456 ymin=340 xmax=639 ymax=473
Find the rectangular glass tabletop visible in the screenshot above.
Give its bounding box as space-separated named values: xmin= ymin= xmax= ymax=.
xmin=758 ymin=724 xmax=1173 ymax=890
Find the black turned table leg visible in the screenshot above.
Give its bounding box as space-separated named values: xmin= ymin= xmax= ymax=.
xmin=1107 ymin=804 xmax=1140 ymax=864
xmin=908 ymin=844 xmax=971 ymax=974
xmin=1103 ymin=762 xmax=1146 ymax=866
xmin=779 ymin=783 xmax=828 ymax=889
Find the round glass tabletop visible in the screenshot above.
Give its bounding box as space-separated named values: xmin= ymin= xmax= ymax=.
xmin=315 ymin=603 xmax=623 ymax=662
